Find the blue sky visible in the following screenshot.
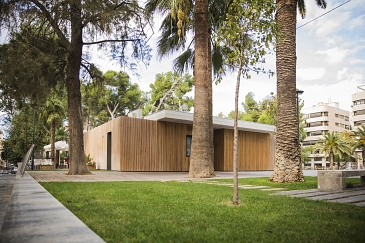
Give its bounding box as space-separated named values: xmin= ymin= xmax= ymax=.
xmin=1 ymin=0 xmax=364 ymax=117
xmin=95 ymin=0 xmax=364 ymax=116
xmin=102 ymin=0 xmax=364 ymax=116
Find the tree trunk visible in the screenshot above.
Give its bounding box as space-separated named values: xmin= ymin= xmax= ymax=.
xmin=189 ymin=0 xmax=214 ymax=178
xmin=233 ymin=67 xmax=242 ymax=205
xmin=329 ymin=151 xmax=334 ymax=170
xmin=269 ymin=0 xmax=304 ymax=182
xmin=50 ymin=120 xmax=56 ymax=164
xmin=67 ymin=2 xmax=90 ymax=175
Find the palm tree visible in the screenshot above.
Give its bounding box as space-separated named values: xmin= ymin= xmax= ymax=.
xmin=313 ymin=132 xmax=351 ymax=170
xmin=188 ymin=0 xmax=214 ymax=178
xmin=145 ymin=0 xmax=229 ymax=79
xmin=352 ymin=125 xmax=365 ymax=160
xmin=145 ymin=0 xmax=231 ymax=177
xmin=270 ymin=0 xmax=326 ymax=182
xmin=40 ymin=90 xmax=67 ymax=166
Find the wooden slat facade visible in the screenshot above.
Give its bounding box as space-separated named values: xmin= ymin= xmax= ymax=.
xmin=84 ymin=116 xmax=193 ymax=171
xmin=84 ymin=116 xmax=275 ymax=171
xmin=213 ymin=129 xmax=275 ymax=171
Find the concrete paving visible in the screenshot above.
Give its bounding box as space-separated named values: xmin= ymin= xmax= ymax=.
xmin=273 ymin=186 xmax=365 ymax=206
xmin=0 ymin=174 xmax=15 ymax=231
xmin=0 ymin=173 xmax=105 ymax=243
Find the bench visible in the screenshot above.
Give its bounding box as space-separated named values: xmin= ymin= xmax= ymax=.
xmin=317 ymin=170 xmax=365 ymax=191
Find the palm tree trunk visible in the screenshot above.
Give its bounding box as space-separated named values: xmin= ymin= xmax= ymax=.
xmin=269 ymin=0 xmax=304 ymax=182
xmin=329 ymin=151 xmax=334 ymax=170
xmin=66 ymin=1 xmax=90 ymax=175
xmin=189 ymin=0 xmax=214 ymax=178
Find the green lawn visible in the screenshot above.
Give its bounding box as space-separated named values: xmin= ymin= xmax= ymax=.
xmin=41 ymin=177 xmax=365 ymax=243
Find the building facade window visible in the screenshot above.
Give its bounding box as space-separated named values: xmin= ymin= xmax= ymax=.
xmin=354 ymin=110 xmax=365 ymax=116
xmin=354 ymin=120 xmax=365 ymax=126
xmin=353 ymin=99 xmax=365 ymax=105
xmin=307 ymin=121 xmax=328 ymax=127
xmin=186 ymin=135 xmax=192 ymax=157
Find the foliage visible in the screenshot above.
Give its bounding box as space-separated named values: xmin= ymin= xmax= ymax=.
xmin=2 ymin=105 xmax=48 ymax=163
xmin=145 ymin=0 xmax=231 ymax=81
xmin=0 ymin=26 xmax=66 ymax=103
xmin=81 ymin=69 xmax=145 ymax=128
xmin=143 ymin=72 xmax=194 ymax=115
xmin=301 ymin=145 xmax=313 ymax=163
xmin=313 ymin=131 xmax=352 ymax=170
xmin=0 ymin=0 xmax=152 ymax=174
xmin=85 ymin=154 xmax=96 ymax=166
xmin=351 ymin=124 xmax=365 ymax=159
xmin=42 ymin=180 xmax=365 ymax=243
xmin=215 ymin=0 xmax=278 ymax=79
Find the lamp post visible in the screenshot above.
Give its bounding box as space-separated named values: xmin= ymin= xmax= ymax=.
xmin=31 ymin=104 xmax=37 ymax=170
xmin=296 ymin=90 xmax=304 ymax=142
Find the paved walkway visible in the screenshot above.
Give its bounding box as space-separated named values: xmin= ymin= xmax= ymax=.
xmin=0 ymin=173 xmax=105 ymax=243
xmin=273 ymin=187 xmax=365 ymax=207
xmin=1 ymin=169 xmax=364 ymax=243
xmin=27 ymin=170 xmax=283 ymax=182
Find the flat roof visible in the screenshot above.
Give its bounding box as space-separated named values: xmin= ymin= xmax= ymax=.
xmin=144 ymin=110 xmax=276 ymax=134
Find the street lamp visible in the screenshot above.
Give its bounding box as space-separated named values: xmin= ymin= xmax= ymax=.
xmin=296 ymin=90 xmax=304 ymax=141
xmin=30 ymin=103 xmax=37 ymax=170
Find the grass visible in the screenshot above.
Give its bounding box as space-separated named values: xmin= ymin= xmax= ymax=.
xmin=41 ymin=177 xmax=365 ymax=243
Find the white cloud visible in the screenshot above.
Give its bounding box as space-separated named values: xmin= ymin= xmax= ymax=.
xmin=336 ymin=67 xmax=348 ymax=80
xmin=348 ymin=14 xmax=365 ymax=30
xmin=302 ymin=78 xmax=363 ymax=111
xmin=316 ymin=47 xmax=348 ymax=64
xmin=297 ymin=68 xmax=326 ymax=80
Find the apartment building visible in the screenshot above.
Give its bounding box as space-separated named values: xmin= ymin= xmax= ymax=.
xmin=302 ymin=102 xmax=350 ymax=169
xmin=352 ymin=85 xmax=365 ymax=128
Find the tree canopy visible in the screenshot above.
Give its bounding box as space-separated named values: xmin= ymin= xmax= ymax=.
xmin=0 ymin=0 xmax=152 ymax=174
xmin=143 ymin=72 xmax=194 ymax=115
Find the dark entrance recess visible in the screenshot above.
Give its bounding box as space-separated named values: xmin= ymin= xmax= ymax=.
xmin=107 ymin=132 xmax=111 ymax=170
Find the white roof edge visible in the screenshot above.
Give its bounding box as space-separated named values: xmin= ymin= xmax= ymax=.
xmin=144 ymin=110 xmax=276 ymax=134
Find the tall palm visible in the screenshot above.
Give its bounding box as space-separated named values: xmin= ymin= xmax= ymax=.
xmin=145 ymin=0 xmax=229 ymax=79
xmin=352 ymin=125 xmax=365 ymax=160
xmin=146 ymin=0 xmax=230 ymax=177
xmin=188 ymin=0 xmax=214 ymax=177
xmin=313 ymin=131 xmax=351 ymax=170
xmin=40 ymin=90 xmax=67 ymax=165
xmin=270 ymin=0 xmax=326 ymax=182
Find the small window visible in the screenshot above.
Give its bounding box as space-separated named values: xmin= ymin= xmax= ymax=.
xmin=186 ymin=135 xmax=192 ymax=157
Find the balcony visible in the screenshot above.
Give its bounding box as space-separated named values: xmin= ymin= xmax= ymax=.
xmin=306 ymin=116 xmax=329 ymax=123
xmin=305 ymin=126 xmax=329 ymax=132
xmin=304 ymin=135 xmax=323 ymax=141
xmin=353 ymin=114 xmax=365 ymax=124
xmin=352 ymin=103 xmax=365 ymax=112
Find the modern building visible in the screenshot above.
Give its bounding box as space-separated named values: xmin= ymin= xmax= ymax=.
xmin=84 ymin=110 xmax=276 ymax=172
xmin=302 ymin=102 xmax=350 ymax=169
xmin=352 ymin=85 xmax=365 ymax=128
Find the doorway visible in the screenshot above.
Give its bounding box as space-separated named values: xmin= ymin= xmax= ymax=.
xmin=107 ymin=132 xmax=111 ymax=170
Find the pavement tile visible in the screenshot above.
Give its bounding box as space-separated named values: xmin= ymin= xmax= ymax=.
xmin=327 ymin=194 xmax=365 ymax=203
xmin=274 ymin=189 xmax=318 ymax=195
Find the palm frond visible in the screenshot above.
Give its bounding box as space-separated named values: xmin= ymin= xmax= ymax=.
xmin=172 ymin=48 xmax=194 ymax=74
xmin=297 ymin=0 xmax=306 ymax=19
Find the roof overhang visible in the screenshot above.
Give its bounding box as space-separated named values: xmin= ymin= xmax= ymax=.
xmin=144 ymin=110 xmax=276 ymax=134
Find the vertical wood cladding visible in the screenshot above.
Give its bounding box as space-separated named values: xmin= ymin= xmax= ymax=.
xmin=84 ymin=117 xmax=192 ymax=171
xmin=213 ymin=129 xmax=274 ymax=171
xmin=84 ymin=117 xmax=274 ymax=172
